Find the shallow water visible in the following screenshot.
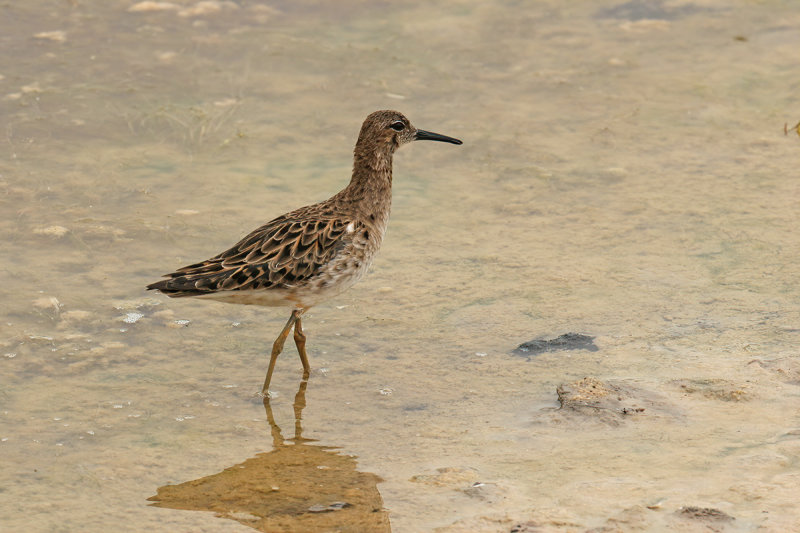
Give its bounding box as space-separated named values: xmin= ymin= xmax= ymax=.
xmin=2 ymin=1 xmax=800 ymax=531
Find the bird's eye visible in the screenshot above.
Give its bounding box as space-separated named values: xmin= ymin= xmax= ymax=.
xmin=389 ymin=121 xmax=405 ymax=132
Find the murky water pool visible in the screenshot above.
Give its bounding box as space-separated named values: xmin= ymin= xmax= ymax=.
xmin=2 ymin=1 xmax=800 ymax=531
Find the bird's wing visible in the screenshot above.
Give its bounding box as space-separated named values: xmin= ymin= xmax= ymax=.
xmin=147 ymin=213 xmax=361 ymax=296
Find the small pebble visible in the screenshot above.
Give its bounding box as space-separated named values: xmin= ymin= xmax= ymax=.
xmin=122 ymin=312 xmax=144 ymax=324
xmin=33 ymin=226 xmax=69 ymax=238
xmin=127 ymin=1 xmax=179 ymax=12
xmin=33 ymin=31 xmax=66 ymax=42
xmin=21 ymin=83 xmax=42 ymax=94
xmin=32 ymin=296 xmax=61 ymax=311
xmin=156 ymin=51 xmax=177 ymax=62
xmin=178 ymin=1 xmax=237 ymax=18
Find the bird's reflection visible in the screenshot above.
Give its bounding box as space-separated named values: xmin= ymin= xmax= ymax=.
xmin=148 ymin=381 xmax=391 ymax=532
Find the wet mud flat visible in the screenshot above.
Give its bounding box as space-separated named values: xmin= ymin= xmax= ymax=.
xmin=418 ymin=362 xmax=793 ymax=532
xmin=3 ymin=0 xmax=800 ymax=531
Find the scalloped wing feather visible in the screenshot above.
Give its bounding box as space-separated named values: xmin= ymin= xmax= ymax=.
xmin=147 ymin=214 xmax=361 ymax=296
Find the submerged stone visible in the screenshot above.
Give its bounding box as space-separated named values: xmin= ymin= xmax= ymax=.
xmin=677 ymin=506 xmax=734 ymax=522
xmin=512 ymin=333 xmax=598 ymax=358
xmin=308 ymin=502 xmax=351 ymax=513
xmin=555 ymin=377 xmax=659 ymax=425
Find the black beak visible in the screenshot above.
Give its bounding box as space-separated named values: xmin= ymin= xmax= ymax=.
xmin=414 ymin=129 xmax=463 ymax=145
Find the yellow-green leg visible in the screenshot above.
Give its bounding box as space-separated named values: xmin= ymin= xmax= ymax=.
xmin=262 ymin=311 xmax=300 ymax=394
xmin=293 ymin=315 xmax=310 ymax=380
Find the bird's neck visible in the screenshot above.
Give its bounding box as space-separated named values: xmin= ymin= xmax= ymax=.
xmin=341 ymin=142 xmax=395 ymax=218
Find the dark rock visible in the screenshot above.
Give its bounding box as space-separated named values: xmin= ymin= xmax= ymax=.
xmin=513 ymin=333 xmax=598 ymax=359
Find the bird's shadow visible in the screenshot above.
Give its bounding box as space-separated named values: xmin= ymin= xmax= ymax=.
xmin=148 ymin=380 xmax=391 ymax=532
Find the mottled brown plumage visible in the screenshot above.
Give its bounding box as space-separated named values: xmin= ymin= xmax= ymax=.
xmin=147 ymin=110 xmax=462 ymax=393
